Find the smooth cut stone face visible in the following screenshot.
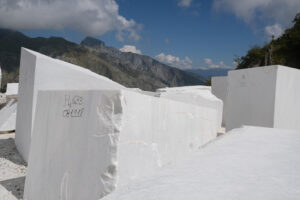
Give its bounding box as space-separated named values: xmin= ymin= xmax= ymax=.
xmin=15 ymin=48 xmax=124 ymax=162
xmin=24 ymin=90 xmax=123 ymax=200
xmin=226 ymin=65 xmax=300 ymax=131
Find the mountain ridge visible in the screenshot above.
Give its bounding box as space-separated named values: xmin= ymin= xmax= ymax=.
xmin=0 ymin=28 xmax=206 ymax=91
xmin=186 ymin=68 xmax=230 ymax=79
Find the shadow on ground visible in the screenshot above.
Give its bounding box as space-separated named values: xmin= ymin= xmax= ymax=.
xmin=0 ymin=176 xmax=25 ymax=199
xmin=0 ymin=137 xmax=26 ymax=166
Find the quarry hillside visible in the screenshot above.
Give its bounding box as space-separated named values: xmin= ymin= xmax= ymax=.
xmin=0 ymin=29 xmax=206 ymax=91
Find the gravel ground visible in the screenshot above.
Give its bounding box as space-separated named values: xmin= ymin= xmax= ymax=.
xmin=0 ymin=133 xmax=26 ymax=199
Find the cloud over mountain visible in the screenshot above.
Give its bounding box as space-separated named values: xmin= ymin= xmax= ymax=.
xmin=156 ymin=53 xmax=192 ymax=69
xmin=120 ymin=45 xmax=142 ymax=54
xmin=0 ymin=0 xmax=140 ymax=41
xmin=201 ymin=58 xmax=232 ymax=69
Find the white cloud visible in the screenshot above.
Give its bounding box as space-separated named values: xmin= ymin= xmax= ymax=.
xmin=204 ymin=58 xmax=213 ymax=65
xmin=214 ymin=0 xmax=300 ymax=37
xmin=120 ymin=45 xmax=142 ymax=55
xmin=265 ymin=23 xmax=284 ymax=39
xmin=178 ymin=0 xmax=193 ymax=8
xmin=233 ymin=61 xmax=238 ymax=67
xmin=202 ymin=58 xmax=233 ymax=69
xmin=0 ymin=0 xmax=141 ymax=42
xmin=155 ymin=53 xmax=193 ymax=69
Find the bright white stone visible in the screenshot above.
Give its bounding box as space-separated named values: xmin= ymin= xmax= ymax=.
xmin=24 ymin=89 xmax=219 ymax=199
xmin=103 ymin=126 xmax=300 ymax=200
xmin=16 ymin=48 xmax=124 ymax=162
xmin=211 ymin=76 xmax=227 ymax=126
xmin=118 ymin=90 xmax=219 ymax=184
xmin=16 ymin=48 xmax=222 ymax=164
xmin=156 ymin=86 xmax=223 ymax=131
xmin=24 ymin=90 xmax=123 ymax=200
xmin=0 ymin=99 xmax=17 ymax=132
xmin=5 ymin=83 xmax=19 ymax=97
xmin=226 ymin=65 xmax=300 ymax=131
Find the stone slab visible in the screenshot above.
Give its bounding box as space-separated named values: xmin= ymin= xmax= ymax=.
xmin=226 ymin=65 xmax=300 ymax=131
xmin=24 ymin=90 xmax=123 ymax=200
xmin=157 ymin=86 xmax=222 ymax=130
xmin=103 ymin=126 xmax=300 ymax=200
xmin=118 ymin=90 xmax=219 ymax=184
xmin=24 ymin=88 xmax=220 ymax=199
xmin=226 ymin=66 xmax=278 ymax=131
xmin=16 ymin=48 xmax=124 ymax=162
xmin=6 ymin=83 xmax=19 ymax=97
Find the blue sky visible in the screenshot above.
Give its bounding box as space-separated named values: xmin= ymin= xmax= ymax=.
xmin=2 ymin=0 xmax=299 ymax=70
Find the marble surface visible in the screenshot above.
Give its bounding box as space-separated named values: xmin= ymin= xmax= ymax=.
xmin=15 ymin=48 xmax=124 ymax=162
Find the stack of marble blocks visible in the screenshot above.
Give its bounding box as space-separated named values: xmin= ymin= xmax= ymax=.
xmin=212 ymin=65 xmax=300 ymax=131
xmin=16 ymin=48 xmax=223 ymax=199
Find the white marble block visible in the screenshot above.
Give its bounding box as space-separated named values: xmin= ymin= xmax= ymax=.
xmin=103 ymin=126 xmax=300 ymax=200
xmin=226 ymin=65 xmax=300 ymax=131
xmin=211 ymin=76 xmax=227 ymax=126
xmin=24 ymin=90 xmax=123 ymax=200
xmin=118 ymin=90 xmax=219 ymax=184
xmin=6 ymin=83 xmax=19 ymax=97
xmin=16 ymin=48 xmax=124 ymax=162
xmin=156 ymin=86 xmax=223 ymax=131
xmin=24 ymin=89 xmax=220 ymax=199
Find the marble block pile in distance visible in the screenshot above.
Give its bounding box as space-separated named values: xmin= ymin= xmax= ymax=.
xmin=17 ymin=48 xmax=222 ymax=199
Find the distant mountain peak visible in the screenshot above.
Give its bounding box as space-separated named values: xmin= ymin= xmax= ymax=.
xmin=80 ymin=36 xmax=105 ymax=48
xmin=0 ymin=29 xmax=206 ymax=91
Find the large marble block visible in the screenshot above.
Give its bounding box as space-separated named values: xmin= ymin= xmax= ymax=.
xmin=103 ymin=126 xmax=300 ymax=200
xmin=118 ymin=90 xmax=219 ymax=184
xmin=156 ymin=86 xmax=223 ymax=131
xmin=24 ymin=90 xmax=123 ymax=200
xmin=211 ymin=76 xmax=227 ymax=126
xmin=16 ymin=48 xmax=124 ymax=162
xmin=226 ymin=65 xmax=300 ymax=131
xmin=24 ymin=89 xmax=220 ymax=199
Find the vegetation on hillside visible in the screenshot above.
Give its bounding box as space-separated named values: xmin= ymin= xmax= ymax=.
xmin=236 ymin=13 xmax=300 ymax=69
